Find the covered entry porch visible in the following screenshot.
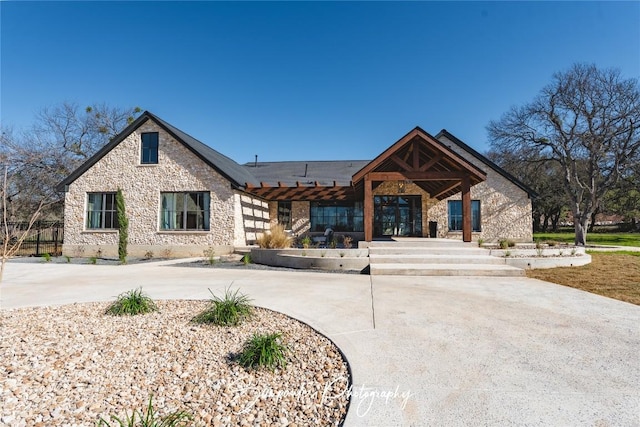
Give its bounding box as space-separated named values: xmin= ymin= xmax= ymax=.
xmin=352 ymin=127 xmax=486 ymax=242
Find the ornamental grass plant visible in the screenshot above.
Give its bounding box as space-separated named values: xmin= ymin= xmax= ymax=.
xmin=256 ymin=224 xmax=292 ymax=249
xmin=105 ymin=288 xmax=158 ymax=316
xmin=238 ymin=332 xmax=289 ymax=371
xmin=192 ymin=287 xmax=253 ymax=326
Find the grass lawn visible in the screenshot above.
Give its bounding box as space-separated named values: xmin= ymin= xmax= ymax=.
xmin=526 ymin=251 xmax=640 ymax=305
xmin=533 ymin=232 xmax=640 ymax=247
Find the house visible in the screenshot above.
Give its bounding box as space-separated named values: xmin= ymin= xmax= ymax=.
xmin=57 ymin=111 xmax=535 ymax=258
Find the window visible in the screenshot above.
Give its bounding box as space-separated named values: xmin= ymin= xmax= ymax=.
xmin=86 ymin=193 xmax=117 ymax=229
xmin=160 ymin=192 xmax=210 ymax=231
xmin=310 ymin=201 xmax=363 ymax=232
xmin=141 ymin=132 xmax=159 ymax=164
xmin=277 ymin=201 xmax=292 ymax=229
xmin=448 ymin=200 xmax=481 ymax=232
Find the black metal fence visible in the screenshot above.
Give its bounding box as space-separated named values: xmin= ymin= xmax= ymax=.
xmin=3 ymin=221 xmax=64 ymax=257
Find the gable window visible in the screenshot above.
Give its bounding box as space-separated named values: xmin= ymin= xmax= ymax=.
xmin=310 ymin=201 xmax=363 ymax=232
xmin=141 ymin=132 xmax=159 ymax=164
xmin=161 ymin=192 xmax=210 ymax=231
xmin=86 ymin=192 xmax=118 ymax=229
xmin=448 ymin=200 xmax=481 ymax=232
xmin=277 ymin=201 xmax=292 ymax=229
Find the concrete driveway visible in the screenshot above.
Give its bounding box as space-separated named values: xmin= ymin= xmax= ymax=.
xmin=2 ymin=259 xmax=639 ymax=426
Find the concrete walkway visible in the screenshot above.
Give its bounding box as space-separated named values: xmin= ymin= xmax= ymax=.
xmin=2 ymin=259 xmax=639 ymax=426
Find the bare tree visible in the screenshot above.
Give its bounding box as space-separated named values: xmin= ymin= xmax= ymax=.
xmin=0 ymin=163 xmax=48 ymax=282
xmin=488 ymin=64 xmax=640 ymax=245
xmin=5 ymin=102 xmax=141 ymax=220
xmin=487 ymin=149 xmax=567 ymax=232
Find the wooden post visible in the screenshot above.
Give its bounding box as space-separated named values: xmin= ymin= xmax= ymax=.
xmin=462 ymin=176 xmax=472 ymax=242
xmin=364 ymin=174 xmax=373 ymax=242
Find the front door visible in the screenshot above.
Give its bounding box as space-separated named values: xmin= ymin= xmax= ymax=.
xmin=374 ymin=196 xmax=422 ymax=237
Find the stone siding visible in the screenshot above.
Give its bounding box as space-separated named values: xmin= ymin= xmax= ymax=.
xmin=63 ymin=121 xmax=239 ymax=257
xmin=427 ymin=135 xmax=533 ymax=242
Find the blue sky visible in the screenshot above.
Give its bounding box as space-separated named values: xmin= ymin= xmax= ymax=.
xmin=2 ymin=1 xmax=639 ymax=163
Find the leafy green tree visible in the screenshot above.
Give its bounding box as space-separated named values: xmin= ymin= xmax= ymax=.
xmin=488 ymin=64 xmax=640 ymax=245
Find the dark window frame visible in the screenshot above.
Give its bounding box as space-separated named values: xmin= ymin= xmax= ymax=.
xmin=277 ymin=201 xmax=292 ymax=230
xmin=141 ymin=132 xmax=159 ymax=164
xmin=448 ymin=200 xmax=481 ymax=232
xmin=86 ymin=192 xmax=118 ymax=229
xmin=310 ymin=201 xmax=363 ymax=232
xmin=160 ymin=192 xmax=211 ymax=231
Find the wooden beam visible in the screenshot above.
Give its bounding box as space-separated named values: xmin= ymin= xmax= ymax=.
xmin=413 ymin=142 xmax=420 ymax=169
xmin=368 ymin=171 xmax=468 ymax=181
xmin=462 ymin=176 xmax=472 ymax=242
xmin=390 ymin=155 xmax=414 ymax=171
xmin=431 ymin=181 xmax=461 ymax=199
xmin=364 ymin=174 xmax=373 ymax=242
xmin=419 ymin=153 xmax=443 ymax=171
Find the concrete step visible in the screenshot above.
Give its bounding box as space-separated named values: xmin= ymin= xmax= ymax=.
xmin=367 ymin=238 xmax=474 ymax=248
xmin=369 ymin=253 xmax=507 ymax=265
xmin=369 ymin=263 xmax=525 ymax=277
xmin=368 ymin=247 xmax=488 ymax=256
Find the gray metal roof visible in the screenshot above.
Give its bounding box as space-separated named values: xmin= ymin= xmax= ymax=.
xmin=147 ymin=112 xmax=258 ymax=188
xmin=243 ymin=160 xmax=371 ymax=187
xmin=57 ymin=111 xmax=259 ymax=191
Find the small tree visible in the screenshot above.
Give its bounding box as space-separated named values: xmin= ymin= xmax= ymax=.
xmin=1 ymin=163 xmax=47 ymax=283
xmin=116 ymin=188 xmax=128 ymax=264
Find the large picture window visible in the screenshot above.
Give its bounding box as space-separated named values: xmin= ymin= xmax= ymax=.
xmin=310 ymin=201 xmax=363 ymax=232
xmin=86 ymin=192 xmax=117 ymax=229
xmin=161 ymin=192 xmax=210 ymax=231
xmin=448 ymin=200 xmax=481 ymax=232
xmin=141 ymin=132 xmax=159 ymax=164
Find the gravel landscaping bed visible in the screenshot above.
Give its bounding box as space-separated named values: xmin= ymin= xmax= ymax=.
xmin=1 ymin=301 xmax=350 ymax=426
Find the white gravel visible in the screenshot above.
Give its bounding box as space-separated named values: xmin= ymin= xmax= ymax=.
xmin=0 ymin=301 xmax=350 ymax=426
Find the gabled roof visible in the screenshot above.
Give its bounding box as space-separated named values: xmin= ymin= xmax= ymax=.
xmin=352 ymin=126 xmax=488 ymax=200
xmin=435 ymin=129 xmax=537 ymax=197
xmin=57 ymin=111 xmax=258 ymax=191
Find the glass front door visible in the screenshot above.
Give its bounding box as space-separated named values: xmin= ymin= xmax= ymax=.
xmin=374 ymin=196 xmax=422 ymax=237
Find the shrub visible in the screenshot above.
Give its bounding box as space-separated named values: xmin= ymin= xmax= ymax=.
xmin=144 ymin=251 xmax=154 ymax=260
xmin=116 ymin=188 xmax=128 ymax=264
xmin=203 ymin=247 xmax=217 ymax=265
xmin=64 ymin=255 xmax=71 ymax=263
xmin=499 ymin=239 xmax=515 ymax=249
xmin=256 ymin=224 xmax=292 ymax=249
xmin=238 ymin=332 xmax=288 ymax=370
xmin=105 ymin=288 xmax=158 ymax=316
xmin=342 ymin=235 xmax=353 ymax=249
xmin=241 ymin=254 xmax=252 ymax=265
xmin=97 ymin=395 xmax=192 ymax=427
xmin=192 ymin=287 xmax=252 ymax=326
xmin=300 ymin=235 xmax=312 ymax=249
xmin=89 ymin=256 xmax=98 ymax=265
xmin=42 ymin=253 xmax=51 ymax=262
xmin=477 ymin=238 xmax=485 ymax=248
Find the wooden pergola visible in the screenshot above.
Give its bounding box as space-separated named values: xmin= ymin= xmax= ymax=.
xmin=352 ymin=127 xmax=487 ymax=242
